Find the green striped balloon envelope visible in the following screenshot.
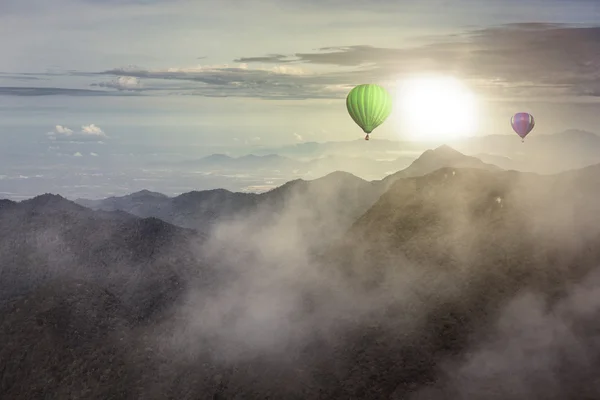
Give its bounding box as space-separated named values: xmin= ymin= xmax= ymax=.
xmin=346 ymin=84 xmax=393 ymax=136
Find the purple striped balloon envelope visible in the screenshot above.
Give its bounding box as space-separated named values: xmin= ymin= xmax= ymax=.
xmin=511 ymin=112 xmax=535 ymax=142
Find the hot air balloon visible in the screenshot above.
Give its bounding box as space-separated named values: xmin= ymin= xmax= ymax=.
xmin=346 ymin=84 xmax=393 ymax=141
xmin=511 ymin=112 xmax=535 ymax=142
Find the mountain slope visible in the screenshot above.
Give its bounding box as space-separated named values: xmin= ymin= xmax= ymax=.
xmin=0 ymin=280 xmax=137 ymax=400
xmin=343 ymin=165 xmax=600 ymax=292
xmin=76 ymin=190 xmax=171 ymax=215
xmin=0 ymin=194 xmax=209 ymax=320
xmin=320 ymin=165 xmax=600 ymax=399
xmin=5 ymin=164 xmax=600 ymax=398
xmin=77 ymin=171 xmax=382 ymax=250
xmin=381 ymin=145 xmax=502 ymax=188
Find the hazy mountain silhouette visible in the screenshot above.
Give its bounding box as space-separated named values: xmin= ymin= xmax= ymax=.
xmin=77 ymin=171 xmax=382 ymax=248
xmin=455 ymin=129 xmax=600 ymax=173
xmin=164 ymin=152 xmax=415 ymax=180
xmin=254 ymin=138 xmax=430 ymax=158
xmin=78 ymin=146 xmax=497 ymax=241
xmin=252 ymin=130 xmax=600 ymax=175
xmin=5 ymin=151 xmax=600 ymax=398
xmin=381 ymin=144 xmax=501 ymax=187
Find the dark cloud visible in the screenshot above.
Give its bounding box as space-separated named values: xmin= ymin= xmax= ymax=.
xmin=0 ymin=87 xmax=137 ymax=96
xmin=234 ymin=54 xmax=296 ymax=63
xmin=235 ymin=23 xmax=600 ymax=98
xmin=94 ymin=65 xmax=351 ymax=99
xmin=0 ymin=73 xmax=44 ymax=81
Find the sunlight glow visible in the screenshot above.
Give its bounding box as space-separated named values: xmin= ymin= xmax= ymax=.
xmin=396 ymin=75 xmax=479 ymax=141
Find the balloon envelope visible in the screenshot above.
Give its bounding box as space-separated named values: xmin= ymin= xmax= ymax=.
xmin=346 ymin=84 xmax=393 ymax=134
xmin=511 ymin=112 xmax=535 ymax=138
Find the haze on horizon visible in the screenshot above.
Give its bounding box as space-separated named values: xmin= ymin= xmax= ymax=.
xmin=2 ymin=0 xmax=600 ymax=199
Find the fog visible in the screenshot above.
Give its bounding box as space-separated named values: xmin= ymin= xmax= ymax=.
xmin=410 ymin=267 xmax=600 ymax=399
xmin=156 ymin=167 xmax=600 ymax=397
xmin=3 ymin=166 xmax=600 ymax=398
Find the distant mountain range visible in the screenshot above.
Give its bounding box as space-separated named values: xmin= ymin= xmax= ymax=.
xmin=77 ymin=145 xmax=499 ymax=240
xmin=4 ymin=145 xmax=600 ymax=398
xmin=232 ymin=129 xmax=600 ymax=175
xmin=162 ymin=152 xmax=415 ymax=181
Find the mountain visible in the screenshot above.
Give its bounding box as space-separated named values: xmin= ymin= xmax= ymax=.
xmin=5 ymin=163 xmax=600 ymax=398
xmin=453 ymin=129 xmax=600 ymax=173
xmin=0 ymin=280 xmax=137 ymax=399
xmin=76 ymin=189 xmax=172 ymax=217
xmin=305 ymin=154 xmax=414 ymax=179
xmin=76 ymin=171 xmax=383 ymax=250
xmin=322 ymin=165 xmax=600 ymax=398
xmin=76 ymin=147 xmax=503 ymax=250
xmin=250 ymin=130 xmax=600 ymax=175
xmin=0 ymin=193 xmax=210 ymax=319
xmin=254 ymin=138 xmax=428 ymax=159
xmin=471 ymin=152 xmax=515 ymax=170
xmin=381 ymin=144 xmax=502 ymax=187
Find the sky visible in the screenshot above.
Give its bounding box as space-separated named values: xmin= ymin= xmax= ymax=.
xmin=1 ymin=0 xmax=600 ymax=198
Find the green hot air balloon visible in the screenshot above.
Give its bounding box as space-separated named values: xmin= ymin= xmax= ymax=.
xmin=346 ymin=84 xmax=393 ymax=141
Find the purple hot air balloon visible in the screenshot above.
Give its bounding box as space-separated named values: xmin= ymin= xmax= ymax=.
xmin=511 ymin=112 xmax=535 ymax=142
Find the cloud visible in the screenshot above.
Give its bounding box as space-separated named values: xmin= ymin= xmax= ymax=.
xmin=81 ymin=124 xmax=104 ymax=136
xmin=73 ymin=152 xmax=83 ymax=157
xmin=47 ymin=124 xmax=109 ymax=142
xmin=0 ymin=87 xmax=131 ymax=96
xmin=234 ymin=24 xmax=600 ymax=100
xmin=66 ymin=63 xmax=333 ymax=100
xmin=91 ymin=76 xmax=141 ymax=91
xmin=90 ymin=152 xmax=98 ymax=156
xmin=0 ymin=73 xmax=44 ymax=81
xmin=104 ymin=63 xmax=308 ymax=77
xmin=91 ymin=24 xmax=600 ymax=100
xmin=234 ymin=54 xmax=294 ymax=64
xmin=3 ymin=23 xmax=600 ymax=101
xmin=54 ymin=125 xmax=73 ymax=135
xmin=293 ymin=132 xmax=303 ymax=141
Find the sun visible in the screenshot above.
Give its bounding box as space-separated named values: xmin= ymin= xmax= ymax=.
xmin=396 ymin=75 xmax=478 ymax=141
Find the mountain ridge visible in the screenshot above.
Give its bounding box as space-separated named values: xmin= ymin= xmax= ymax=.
xmin=4 ymin=152 xmax=600 ymax=398
xmin=71 ymin=147 xmax=496 ymax=244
